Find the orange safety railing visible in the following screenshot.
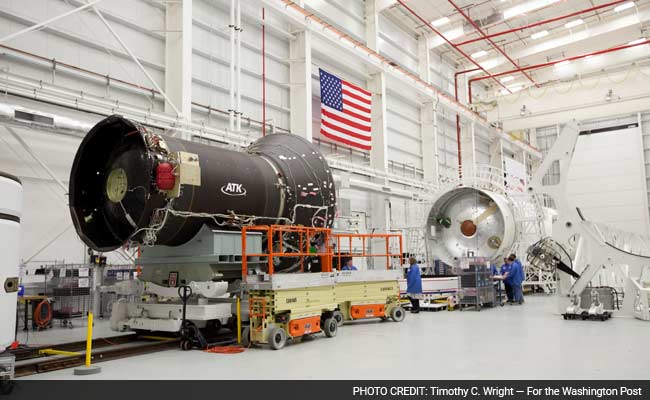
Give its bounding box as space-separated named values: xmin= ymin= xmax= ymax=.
xmin=241 ymin=225 xmax=334 ymax=276
xmin=241 ymin=225 xmax=404 ymax=275
xmin=333 ymin=233 xmax=403 ymax=271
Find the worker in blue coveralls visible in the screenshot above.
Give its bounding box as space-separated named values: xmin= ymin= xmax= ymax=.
xmin=341 ymin=258 xmax=357 ymax=271
xmin=489 ymin=262 xmax=503 ymax=304
xmin=501 ymin=257 xmax=514 ymax=303
xmin=406 ymin=257 xmax=422 ymax=313
xmin=509 ymin=254 xmax=525 ymax=304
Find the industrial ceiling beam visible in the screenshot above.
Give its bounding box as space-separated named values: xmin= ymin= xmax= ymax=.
xmin=470 ymin=39 xmax=650 ymax=84
xmin=395 ymin=0 xmax=512 ymax=93
xmin=448 ymin=0 xmax=539 ymax=88
xmin=454 ymin=0 xmax=629 ymax=47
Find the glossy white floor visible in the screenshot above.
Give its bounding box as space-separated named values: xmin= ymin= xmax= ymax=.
xmin=19 ymin=294 xmax=650 ymax=380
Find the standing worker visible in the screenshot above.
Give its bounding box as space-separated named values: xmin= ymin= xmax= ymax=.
xmin=341 ymin=258 xmax=358 ymax=271
xmin=406 ymin=257 xmax=422 ymax=313
xmin=501 ymin=258 xmax=513 ymax=303
xmin=509 ymin=254 xmax=525 ymax=304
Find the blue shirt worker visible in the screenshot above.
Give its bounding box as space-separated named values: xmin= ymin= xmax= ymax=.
xmin=509 ymin=254 xmax=525 ymax=304
xmin=341 ymin=258 xmax=358 ymax=271
xmin=501 ymin=258 xmax=514 ymax=303
xmin=406 ymin=257 xmax=422 ymax=313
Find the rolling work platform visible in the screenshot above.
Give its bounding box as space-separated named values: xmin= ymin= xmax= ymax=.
xmin=241 ymin=225 xmax=405 ymax=350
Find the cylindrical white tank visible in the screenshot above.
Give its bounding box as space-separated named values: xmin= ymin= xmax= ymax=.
xmin=0 ymin=172 xmax=22 ymax=351
xmin=425 ymin=187 xmax=515 ymax=265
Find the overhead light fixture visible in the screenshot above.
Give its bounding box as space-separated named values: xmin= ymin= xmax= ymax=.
xmin=605 ymin=89 xmax=613 ymax=102
xmin=432 ymin=17 xmax=450 ymax=27
xmin=508 ymin=85 xmax=523 ymax=93
xmin=443 ymin=26 xmax=465 ymax=40
xmin=520 ymin=105 xmax=528 ymax=116
xmin=503 ymin=0 xmax=560 ymax=20
xmin=530 ymin=30 xmax=549 ymax=40
xmin=555 ymin=60 xmax=571 ymax=67
xmin=565 ymin=19 xmax=584 ymax=29
xmin=501 ymin=76 xmax=515 ymax=83
xmin=614 ymin=2 xmax=635 ymax=12
xmin=628 ymin=38 xmax=646 ymax=45
xmin=471 ymin=50 xmax=487 ymax=59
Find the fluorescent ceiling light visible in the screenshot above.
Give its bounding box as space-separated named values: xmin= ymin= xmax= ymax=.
xmin=565 ymin=19 xmax=584 ymax=29
xmin=530 ymin=30 xmax=549 ymax=40
xmin=501 ymin=76 xmax=515 ymax=83
xmin=443 ymin=26 xmax=464 ymax=40
xmin=628 ymin=38 xmax=646 ymax=45
xmin=614 ymin=2 xmax=635 ymax=12
xmin=432 ymin=17 xmax=450 ymax=27
xmin=503 ymin=0 xmax=560 ymax=20
xmin=554 ymin=60 xmax=571 ymax=67
xmin=507 ymin=85 xmax=523 ymax=92
xmin=471 ymin=50 xmax=487 ymax=59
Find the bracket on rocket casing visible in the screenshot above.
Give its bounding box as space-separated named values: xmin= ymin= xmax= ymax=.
xmin=165 ymin=151 xmax=201 ymax=198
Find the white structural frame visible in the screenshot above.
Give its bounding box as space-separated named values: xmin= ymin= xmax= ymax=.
xmin=0 ymin=0 xmax=103 ymax=43
xmin=529 ymin=121 xmax=650 ymax=320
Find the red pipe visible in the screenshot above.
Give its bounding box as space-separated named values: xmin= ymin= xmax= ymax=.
xmin=396 ymin=0 xmax=511 ymax=94
xmin=454 ymin=0 xmax=628 ymax=47
xmin=452 ymin=69 xmax=479 ymax=177
xmin=449 ymin=0 xmax=539 ymax=88
xmin=469 ymin=39 xmax=650 ymax=85
xmin=262 ymin=7 xmax=267 ymax=137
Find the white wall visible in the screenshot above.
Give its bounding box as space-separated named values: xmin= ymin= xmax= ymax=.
xmin=567 ymin=127 xmax=650 ymax=236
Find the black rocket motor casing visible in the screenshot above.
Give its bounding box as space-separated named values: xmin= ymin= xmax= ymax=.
xmin=69 ymin=115 xmax=336 ymax=252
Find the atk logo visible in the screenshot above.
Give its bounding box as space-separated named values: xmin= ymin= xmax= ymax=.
xmin=220 ymin=182 xmax=247 ymax=196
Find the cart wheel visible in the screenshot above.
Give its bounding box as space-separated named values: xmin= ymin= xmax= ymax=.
xmin=332 ymin=310 xmax=344 ymax=327
xmin=269 ymin=327 xmax=287 ymax=350
xmin=241 ymin=326 xmax=251 ymax=347
xmin=323 ymin=317 xmax=338 ymax=338
xmin=68 ymin=322 xmax=74 ymax=329
xmin=563 ymin=314 xmax=567 ymax=320
xmin=180 ymin=339 xmax=192 ymax=351
xmin=390 ymin=306 xmax=405 ymax=322
xmin=380 ymin=316 xmax=388 ymax=322
xmin=208 ymin=319 xmax=222 ymax=334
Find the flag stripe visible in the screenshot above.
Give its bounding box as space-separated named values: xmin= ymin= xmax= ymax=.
xmin=342 ymin=80 xmax=371 ymax=97
xmin=343 ymin=99 xmax=371 ymax=114
xmin=321 ymin=119 xmax=371 ymax=141
xmin=321 ymin=125 xmax=371 ymax=145
xmin=323 ymin=104 xmax=370 ymax=125
xmin=342 ymin=89 xmax=371 ymax=105
xmin=340 ymin=107 xmax=371 ymax=123
xmin=321 ymin=129 xmax=372 ymax=150
xmin=321 ymin=108 xmax=371 ymax=132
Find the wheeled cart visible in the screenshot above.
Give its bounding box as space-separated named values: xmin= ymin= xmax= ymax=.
xmin=457 ymin=257 xmax=497 ymax=311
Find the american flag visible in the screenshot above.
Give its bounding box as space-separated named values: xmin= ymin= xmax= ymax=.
xmin=319 ymin=68 xmax=372 ymax=151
